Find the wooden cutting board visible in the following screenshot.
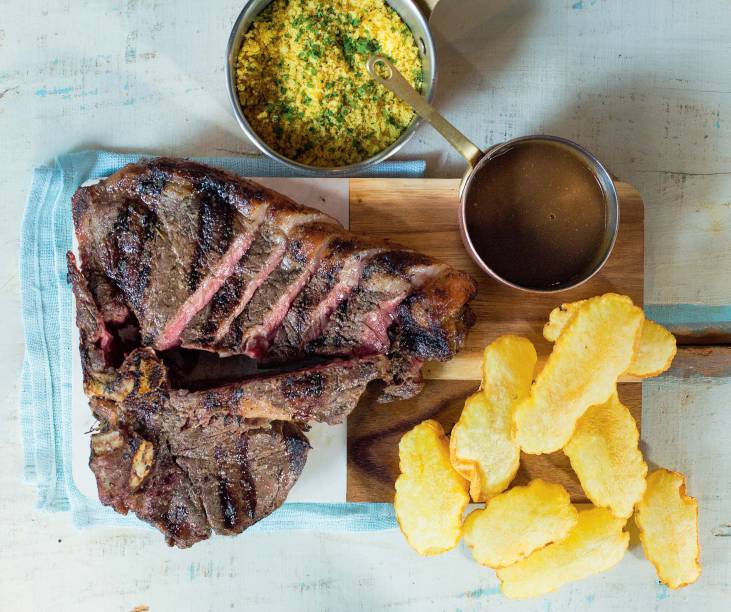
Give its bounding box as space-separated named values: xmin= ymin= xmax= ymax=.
xmin=345 ymin=178 xmax=644 ymax=503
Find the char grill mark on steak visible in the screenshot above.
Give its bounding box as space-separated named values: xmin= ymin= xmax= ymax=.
xmin=110 ymin=198 xmax=157 ymax=313
xmin=180 ymin=202 xmax=336 ymax=350
xmin=151 ymin=179 xmax=265 ymax=351
xmin=390 ymin=269 xmax=478 ymax=361
xmin=264 ymin=237 xmax=386 ymax=363
xmin=173 ymin=422 xmax=308 ymax=536
xmin=188 ymin=183 xmax=233 ymax=291
xmin=219 ymin=222 xmax=342 ymax=359
xmin=306 ymin=250 xmax=448 ymax=357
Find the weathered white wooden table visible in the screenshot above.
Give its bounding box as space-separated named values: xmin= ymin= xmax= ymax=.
xmin=1 ymin=1 xmax=729 ymax=610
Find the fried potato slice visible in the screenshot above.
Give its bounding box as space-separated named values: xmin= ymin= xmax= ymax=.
xmin=450 ymin=335 xmax=537 ymax=501
xmin=514 ymin=293 xmax=644 ymax=454
xmin=542 ymin=298 xmax=590 ymax=342
xmin=629 ymin=319 xmax=677 ymax=377
xmin=496 ymin=507 xmax=629 ymax=599
xmin=463 ymin=479 xmax=577 ymax=568
xmin=564 ymin=393 xmax=647 ymax=518
xmin=635 ymin=469 xmax=701 ymax=589
xmin=394 ymin=420 xmax=470 ymax=555
xmin=543 ymin=299 xmax=676 ymax=378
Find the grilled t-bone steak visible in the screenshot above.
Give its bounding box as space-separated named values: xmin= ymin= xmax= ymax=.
xmin=69 ymin=158 xmax=476 ymax=547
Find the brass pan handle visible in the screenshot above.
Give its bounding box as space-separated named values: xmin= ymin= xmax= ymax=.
xmin=366 ymin=55 xmax=482 ymax=167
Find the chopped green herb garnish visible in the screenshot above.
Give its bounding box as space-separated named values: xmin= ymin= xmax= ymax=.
xmin=236 ymin=0 xmax=422 ymax=166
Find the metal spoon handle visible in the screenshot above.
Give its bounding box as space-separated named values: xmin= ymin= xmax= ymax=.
xmin=366 ymin=55 xmax=482 ymax=167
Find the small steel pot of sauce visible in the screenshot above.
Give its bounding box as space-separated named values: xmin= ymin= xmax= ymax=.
xmin=367 ymin=56 xmax=619 ymax=293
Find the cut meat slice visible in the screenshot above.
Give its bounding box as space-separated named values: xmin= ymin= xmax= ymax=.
xmin=181 ymin=207 xmax=337 ymax=349
xmin=307 ymin=250 xmax=448 ymax=357
xmin=217 ymin=222 xmax=342 ymax=359
xmin=172 ymin=354 xmax=390 ymax=426
xmin=72 ymin=158 xmax=348 ymax=351
xmin=186 ymin=228 xmax=287 ymax=345
xmin=264 ymin=236 xmax=386 ymax=364
xmin=137 ymin=176 xmax=266 ymax=350
xmin=152 ymin=227 xmax=261 ymax=351
xmin=390 ymin=269 xmax=478 ymax=362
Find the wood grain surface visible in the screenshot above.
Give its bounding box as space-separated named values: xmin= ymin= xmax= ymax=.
xmin=346 ymin=178 xmax=644 ymax=503
xmin=665 ymin=345 xmax=731 ymax=379
xmin=347 ymin=382 xmax=641 ymax=503
xmin=421 ymin=345 xmax=729 ymax=381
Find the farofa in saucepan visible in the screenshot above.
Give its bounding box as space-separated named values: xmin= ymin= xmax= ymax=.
xmin=236 ymin=0 xmax=423 ymax=167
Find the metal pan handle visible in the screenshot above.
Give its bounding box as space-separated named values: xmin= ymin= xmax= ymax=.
xmin=366 ymin=55 xmax=482 ymax=167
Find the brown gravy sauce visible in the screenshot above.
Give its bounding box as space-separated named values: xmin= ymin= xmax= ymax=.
xmin=464 ymin=140 xmax=608 ymax=289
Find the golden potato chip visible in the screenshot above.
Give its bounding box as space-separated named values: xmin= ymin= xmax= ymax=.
xmin=628 ymin=319 xmax=677 ymax=377
xmin=542 ymin=298 xmax=591 ymax=342
xmin=479 ymin=335 xmax=538 ymax=406
xmin=543 ymin=299 xmax=676 ymax=378
xmin=463 ymin=479 xmax=577 ymax=568
xmin=635 ymin=469 xmax=701 ymax=589
xmin=514 ymin=293 xmax=644 ymax=454
xmin=564 ymin=393 xmax=647 ymax=518
xmin=450 ymin=335 xmax=537 ymax=501
xmin=496 ymin=507 xmax=629 ymax=599
xmin=394 ymin=420 xmax=470 ymax=555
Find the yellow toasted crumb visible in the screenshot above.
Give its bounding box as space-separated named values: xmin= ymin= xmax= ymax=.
xmin=236 ymin=0 xmax=422 ymax=167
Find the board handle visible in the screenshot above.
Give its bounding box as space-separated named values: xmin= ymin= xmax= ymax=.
xmin=423 ymin=352 xmax=641 ymax=382
xmin=423 ymin=346 xmax=731 ymax=381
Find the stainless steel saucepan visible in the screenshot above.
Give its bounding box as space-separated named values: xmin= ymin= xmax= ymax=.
xmin=226 ymin=0 xmax=442 ymax=175
xmin=366 ymin=55 xmax=620 ymax=293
